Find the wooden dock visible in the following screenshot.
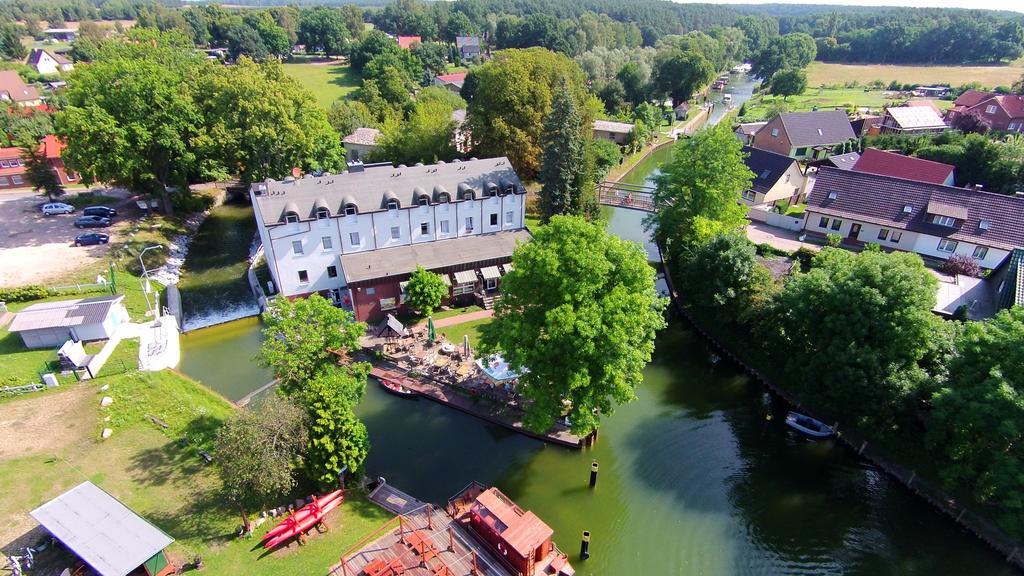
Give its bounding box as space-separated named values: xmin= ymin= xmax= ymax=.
xmin=370 ymin=366 xmax=583 ymax=448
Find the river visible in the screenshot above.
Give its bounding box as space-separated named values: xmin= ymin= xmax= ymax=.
xmin=178 ymin=120 xmax=1016 ymax=574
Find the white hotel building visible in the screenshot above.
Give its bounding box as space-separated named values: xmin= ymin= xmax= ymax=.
xmin=250 ymin=157 xmax=529 ymax=322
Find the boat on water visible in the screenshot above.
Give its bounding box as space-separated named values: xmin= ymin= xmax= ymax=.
xmin=378 ymin=377 xmax=417 ymax=397
xmin=785 ymin=412 xmax=834 ymax=438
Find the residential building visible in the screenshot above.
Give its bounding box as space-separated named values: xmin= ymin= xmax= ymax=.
xmin=342 ymin=127 xmax=381 ymax=162
xmin=0 ymin=134 xmax=78 ymax=189
xmin=397 ymin=35 xmax=421 ymax=50
xmin=991 ymin=248 xmax=1023 ymax=311
xmin=750 ymin=110 xmax=857 ymax=161
xmin=803 ymin=167 xmax=1024 ymax=270
xmin=850 ymin=113 xmax=882 ymax=137
xmin=26 ymin=48 xmax=74 ymax=75
xmin=878 ymin=105 xmax=947 ymax=135
xmin=8 ymin=295 xmax=129 ymax=349
xmin=592 ymin=120 xmax=634 ymax=145
xmin=740 ymin=146 xmax=807 ymax=207
xmin=851 ymin=148 xmax=955 ymax=186
xmin=434 ymin=72 xmax=467 ymax=94
xmin=912 ymin=86 xmax=950 ymax=98
xmin=456 ymin=36 xmax=482 ymax=60
xmin=946 ymin=89 xmax=1024 ymax=133
xmin=734 ymin=121 xmax=766 ymax=145
xmin=250 ymin=157 xmax=529 ymax=322
xmin=43 ymin=28 xmax=76 ymax=41
xmin=823 ymin=151 xmax=860 ymax=170
xmin=673 ymin=102 xmax=690 ymax=120
xmin=0 ymin=70 xmax=43 ymax=108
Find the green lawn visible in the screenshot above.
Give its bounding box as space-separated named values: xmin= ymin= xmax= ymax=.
xmin=740 ymin=87 xmax=954 ymax=122
xmin=438 ymin=317 xmax=491 ymax=348
xmin=282 ymin=62 xmax=361 ymax=108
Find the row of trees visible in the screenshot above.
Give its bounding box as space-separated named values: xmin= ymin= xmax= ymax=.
xmin=649 ymin=124 xmax=1024 ymax=538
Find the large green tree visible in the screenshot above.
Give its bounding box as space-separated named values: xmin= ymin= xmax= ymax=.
xmin=769 ymin=248 xmax=943 ymax=427
xmin=928 ymin=307 xmax=1024 ymax=536
xmin=377 ymin=99 xmax=458 ymax=164
xmin=769 ymin=67 xmax=807 ymax=100
xmin=403 ymin=266 xmax=448 ymax=316
xmin=464 ymin=48 xmax=591 ymax=178
xmin=653 ymin=48 xmax=714 ymax=106
xmin=751 ymin=32 xmax=816 ymax=80
xmin=679 ymin=233 xmax=774 ymax=324
xmin=214 ymin=396 xmax=307 ymax=531
xmin=298 ymin=6 xmax=349 ymax=55
xmin=259 ymin=294 xmax=367 ymax=393
xmin=480 ymin=216 xmax=666 ymax=435
xmin=538 ymin=84 xmax=595 ymax=222
xmin=649 ymin=123 xmax=753 ymax=254
xmin=0 ymin=22 xmax=27 ymax=60
xmin=300 ymin=367 xmax=370 ymax=489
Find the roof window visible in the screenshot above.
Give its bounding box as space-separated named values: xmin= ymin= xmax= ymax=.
xmin=903 ymin=204 xmax=913 ymax=214
xmin=979 ymin=219 xmax=991 ymax=230
xmin=827 ymin=191 xmax=838 ymax=200
xmin=759 ymin=169 xmax=771 ymax=179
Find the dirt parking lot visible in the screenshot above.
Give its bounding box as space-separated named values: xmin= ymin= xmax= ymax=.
xmin=0 ymin=190 xmax=134 ymax=288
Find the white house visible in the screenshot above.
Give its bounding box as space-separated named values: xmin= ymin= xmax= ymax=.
xmin=342 ymin=127 xmax=381 ymax=162
xmin=592 ymin=120 xmax=634 ymax=145
xmin=250 ymin=157 xmax=529 ymax=322
xmin=804 ymin=167 xmax=1024 ymax=270
xmin=740 ymin=146 xmax=807 ymax=207
xmin=8 ymin=295 xmax=129 ymax=349
xmin=26 ymin=48 xmax=74 ymax=76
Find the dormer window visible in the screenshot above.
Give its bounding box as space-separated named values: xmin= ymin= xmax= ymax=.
xmin=387 ymin=199 xmax=400 ymax=210
xmin=488 ymin=186 xmax=499 ymax=197
xmin=503 ymin=184 xmax=515 ymax=195
xmin=316 ymin=208 xmax=330 ymax=219
xmin=931 ymin=215 xmax=957 ymax=227
xmin=418 ymin=196 xmax=430 ymax=206
xmin=903 ymin=204 xmax=913 ymax=214
xmin=438 ymin=193 xmax=450 ymax=203
xmin=344 ymin=205 xmax=358 ymax=215
xmin=284 ymin=213 xmax=299 ymax=223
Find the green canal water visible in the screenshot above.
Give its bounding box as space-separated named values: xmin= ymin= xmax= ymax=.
xmin=178 ymin=144 xmax=1016 ymax=573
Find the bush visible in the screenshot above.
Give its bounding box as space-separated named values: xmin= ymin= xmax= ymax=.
xmin=826 ymin=233 xmax=842 ymax=247
xmin=755 ymin=243 xmax=786 ymax=257
xmin=0 ymin=285 xmax=50 ymax=302
xmin=792 ymin=247 xmax=817 ymax=271
xmin=170 ymin=192 xmax=215 ymax=213
xmin=940 ymin=253 xmax=981 ymax=277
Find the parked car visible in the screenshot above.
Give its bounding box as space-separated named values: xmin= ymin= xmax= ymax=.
xmin=41 ymin=202 xmax=74 ymax=215
xmin=74 ymin=233 xmax=110 ymax=246
xmin=74 ymin=215 xmax=111 ymax=228
xmin=83 ymin=205 xmax=117 ymax=218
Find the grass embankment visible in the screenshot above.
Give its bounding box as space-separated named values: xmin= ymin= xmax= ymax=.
xmin=806 ymin=61 xmax=1024 ymax=88
xmin=282 ymin=61 xmax=360 ymax=108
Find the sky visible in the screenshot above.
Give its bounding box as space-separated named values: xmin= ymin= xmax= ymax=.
xmin=672 ymin=0 xmax=1024 ymax=13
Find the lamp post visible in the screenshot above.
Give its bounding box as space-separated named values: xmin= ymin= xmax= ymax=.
xmin=138 ymin=245 xmax=163 ymax=315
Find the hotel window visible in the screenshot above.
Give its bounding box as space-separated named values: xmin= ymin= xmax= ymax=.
xmin=505 ymin=211 xmax=513 ymax=225
xmin=387 ymin=199 xmax=400 ymax=210
xmin=0 ymin=176 xmax=8 ymax=186
xmin=420 ymin=222 xmax=429 ymax=235
xmin=931 ymin=215 xmax=956 ymax=227
xmin=390 ymin=226 xmax=400 ymax=239
xmin=438 ymin=193 xmax=449 ymax=203
xmin=490 ymin=213 xmax=498 ymax=226
xmin=891 ymin=231 xmax=902 ymax=242
xmin=292 ymin=240 xmax=303 ymax=254
xmin=985 ymin=104 xmax=997 ymax=114
xmin=419 ymin=196 xmax=429 ymax=206
xmin=298 ymin=270 xmax=309 ymax=283
xmin=285 ymin=213 xmax=299 ymax=223
xmin=818 ymin=216 xmax=829 ymax=228
xmin=322 ymin=236 xmax=332 ymax=250
xmin=877 ymin=228 xmax=890 ymax=240
xmin=466 ymin=217 xmax=474 ymax=232
xmin=316 ymin=208 xmax=330 ymax=219
xmin=327 ymin=265 xmax=338 ymax=278
xmin=937 ymin=238 xmax=958 ymax=253
xmin=973 ymin=246 xmax=989 ymax=260
xmin=830 ymin=219 xmax=842 ymax=231
xmin=742 ymin=190 xmax=756 ymax=202
xmin=349 ymin=232 xmax=360 ymax=246
xmin=0 ymin=160 xmax=8 ymax=168
xmin=344 ymin=205 xmax=357 ymax=215
xmin=440 ymin=220 xmax=449 ymax=234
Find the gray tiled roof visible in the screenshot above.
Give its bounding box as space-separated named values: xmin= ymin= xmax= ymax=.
xmin=8 ymin=295 xmax=124 ymax=333
xmin=827 ymin=151 xmax=860 ymax=170
xmin=807 ymin=167 xmax=1024 ymax=251
xmin=342 ymin=127 xmax=380 ymax=146
xmin=778 ymin=111 xmax=856 ymax=147
xmin=340 ymin=229 xmax=531 ymax=284
xmin=251 ymin=157 xmax=524 ymax=225
xmin=593 ymin=120 xmax=634 ymax=134
xmin=742 ymin=146 xmax=797 ymax=195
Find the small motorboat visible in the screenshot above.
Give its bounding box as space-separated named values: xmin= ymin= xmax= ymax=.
xmin=378 ymin=377 xmax=416 ymax=397
xmin=785 ymin=411 xmax=834 ymax=438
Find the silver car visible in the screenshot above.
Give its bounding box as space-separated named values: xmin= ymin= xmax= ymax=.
xmin=41 ymin=202 xmax=75 ymax=215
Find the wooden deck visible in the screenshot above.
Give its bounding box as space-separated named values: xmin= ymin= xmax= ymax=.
xmin=334 ymin=486 xmax=517 ymax=576
xmin=370 ymin=366 xmax=583 ymax=448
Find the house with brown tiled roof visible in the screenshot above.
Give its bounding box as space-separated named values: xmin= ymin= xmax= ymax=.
xmin=851 ymin=148 xmax=955 ymax=186
xmin=803 ymin=167 xmax=1024 ymax=269
xmin=750 ymin=110 xmax=857 ymax=161
xmin=0 ymin=70 xmax=43 ymax=108
xmin=946 ymin=89 xmax=1024 ymax=133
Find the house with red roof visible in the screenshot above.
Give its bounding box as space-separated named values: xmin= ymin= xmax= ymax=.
xmin=945 ymin=89 xmax=1024 ymax=133
xmin=433 ymin=72 xmax=467 ymax=94
xmin=397 ymin=35 xmax=421 ymax=50
xmin=851 ymin=148 xmax=955 ymax=186
xmin=0 ymin=134 xmax=78 ymax=190
xmin=0 ymin=70 xmax=43 ymax=108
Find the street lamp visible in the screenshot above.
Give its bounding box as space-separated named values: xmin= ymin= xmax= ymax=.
xmin=138 ymin=245 xmax=163 ymax=316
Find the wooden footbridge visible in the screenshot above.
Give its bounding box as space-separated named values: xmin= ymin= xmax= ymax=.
xmin=598 ymin=181 xmax=656 ymax=213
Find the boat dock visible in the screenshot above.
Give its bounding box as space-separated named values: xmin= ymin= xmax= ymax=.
xmin=333 ymin=483 xmax=516 ymax=576
xmin=369 ymin=366 xmax=583 ymax=449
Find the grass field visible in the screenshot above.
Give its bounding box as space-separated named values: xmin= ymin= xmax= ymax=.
xmin=807 ymin=61 xmax=1024 ymax=88
xmin=282 ymin=61 xmax=360 ymax=108
xmin=740 ymin=87 xmax=954 ymax=122
xmin=439 ymin=317 xmax=491 ymax=348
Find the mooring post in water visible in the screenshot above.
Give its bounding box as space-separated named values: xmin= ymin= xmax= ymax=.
xmin=580 ymin=530 xmax=591 ymax=560
xmin=589 ymin=460 xmax=599 ymax=488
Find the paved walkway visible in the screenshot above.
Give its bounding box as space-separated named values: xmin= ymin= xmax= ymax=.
xmin=431 ymin=309 xmax=493 ymax=328
xmin=745 ymin=221 xmax=821 ymax=253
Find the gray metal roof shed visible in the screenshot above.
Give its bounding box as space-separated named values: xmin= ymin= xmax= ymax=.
xmin=30 ymin=481 xmax=174 ymax=576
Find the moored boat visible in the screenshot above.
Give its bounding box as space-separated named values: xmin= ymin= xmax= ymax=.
xmin=263 ymin=496 xmax=344 ymax=549
xmin=261 ymin=490 xmax=344 ymax=542
xmin=379 ymin=377 xmax=416 ymax=397
xmin=785 ymin=412 xmax=834 ymax=438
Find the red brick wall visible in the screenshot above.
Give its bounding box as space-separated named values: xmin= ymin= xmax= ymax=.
xmin=351 ymin=280 xmax=402 ymax=323
xmin=750 ymin=116 xmax=792 ymax=157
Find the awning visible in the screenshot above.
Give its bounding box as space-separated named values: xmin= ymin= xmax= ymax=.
xmin=502 ymin=263 xmax=513 ymax=274
xmin=453 ymin=270 xmax=478 ymax=285
xmin=480 ymin=266 xmax=501 ymax=280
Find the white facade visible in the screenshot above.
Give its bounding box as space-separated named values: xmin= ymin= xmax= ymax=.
xmin=30 ymin=50 xmax=74 ymax=75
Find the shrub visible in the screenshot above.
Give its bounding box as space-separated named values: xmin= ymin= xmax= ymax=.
xmin=170 ymin=192 xmax=215 ymax=213
xmin=0 ymin=285 xmax=50 ymax=302
xmin=756 ymin=243 xmax=786 ymax=257
xmin=826 ymin=233 xmax=842 ymax=247
xmin=941 ymin=253 xmax=981 ymax=277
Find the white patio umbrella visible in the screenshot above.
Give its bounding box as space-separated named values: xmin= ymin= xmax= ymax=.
xmin=463 ymin=334 xmax=471 ymax=357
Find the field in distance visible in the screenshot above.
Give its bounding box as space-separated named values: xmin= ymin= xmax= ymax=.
xmin=806 ymin=61 xmax=1024 ymax=87
xmin=281 ymin=58 xmax=360 ymax=108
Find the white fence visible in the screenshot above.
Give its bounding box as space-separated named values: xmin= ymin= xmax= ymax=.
xmin=747 ymin=207 xmax=805 ymax=232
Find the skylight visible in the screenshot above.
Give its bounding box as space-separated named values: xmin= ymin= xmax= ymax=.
xmin=903 ymin=204 xmax=913 ymax=213
xmin=979 ymin=219 xmax=991 ymax=230
xmin=828 ymin=191 xmax=838 ymax=200
xmin=759 ymin=169 xmax=771 ymax=179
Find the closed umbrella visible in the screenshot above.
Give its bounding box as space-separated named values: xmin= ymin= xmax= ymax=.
xmin=463 ymin=334 xmax=470 ymax=357
xmin=427 ymin=316 xmax=435 ymax=344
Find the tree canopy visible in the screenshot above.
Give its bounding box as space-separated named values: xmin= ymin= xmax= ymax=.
xmin=404 ymin=266 xmax=449 ymax=316
xmin=538 ymin=84 xmax=596 ymax=222
xmin=480 ymin=216 xmax=666 ymax=435
xmin=299 ymin=368 xmax=370 ymax=489
xmin=769 ymin=67 xmax=807 ymax=100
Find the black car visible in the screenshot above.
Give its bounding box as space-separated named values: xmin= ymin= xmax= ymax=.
xmin=74 ymin=215 xmax=112 ymax=228
xmin=74 ymin=233 xmax=110 ymax=246
xmin=83 ymin=205 xmax=117 ymax=218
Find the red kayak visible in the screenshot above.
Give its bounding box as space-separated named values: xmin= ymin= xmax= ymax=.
xmin=263 ymin=496 xmax=343 ymax=549
xmin=261 ymin=490 xmax=344 ymax=542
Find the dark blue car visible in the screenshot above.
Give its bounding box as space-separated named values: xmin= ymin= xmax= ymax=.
xmin=74 ymin=233 xmax=110 ymax=246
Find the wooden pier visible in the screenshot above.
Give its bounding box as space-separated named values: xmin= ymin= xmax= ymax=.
xmin=370 ymin=366 xmax=583 ymax=449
